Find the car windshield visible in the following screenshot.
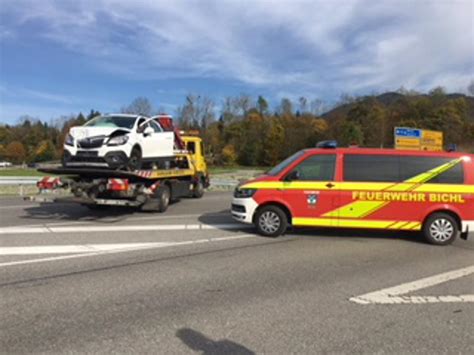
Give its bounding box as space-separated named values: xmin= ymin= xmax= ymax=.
xmin=266 ymin=150 xmax=306 ymax=176
xmin=84 ymin=116 xmax=137 ymax=129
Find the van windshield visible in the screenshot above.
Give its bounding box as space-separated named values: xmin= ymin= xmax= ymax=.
xmin=266 ymin=151 xmax=305 ymax=176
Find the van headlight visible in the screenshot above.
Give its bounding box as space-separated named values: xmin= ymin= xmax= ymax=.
xmin=234 ymin=188 xmax=257 ymax=198
xmin=107 ymin=135 xmax=129 ymax=146
xmin=65 ymin=134 xmax=74 ymax=146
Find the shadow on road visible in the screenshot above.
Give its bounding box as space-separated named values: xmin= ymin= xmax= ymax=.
xmin=21 ymin=203 xmax=143 ymax=223
xmin=292 ymin=227 xmax=425 ymax=244
xmin=176 ymin=328 xmax=255 ymax=355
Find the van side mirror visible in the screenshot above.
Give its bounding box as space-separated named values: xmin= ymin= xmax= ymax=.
xmin=284 ymin=170 xmax=300 ymax=181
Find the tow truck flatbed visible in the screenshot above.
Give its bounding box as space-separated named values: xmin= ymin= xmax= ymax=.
xmin=38 ymin=167 xmax=196 ymax=181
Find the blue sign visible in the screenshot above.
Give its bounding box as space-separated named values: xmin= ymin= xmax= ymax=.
xmin=395 ymin=127 xmax=421 ymax=138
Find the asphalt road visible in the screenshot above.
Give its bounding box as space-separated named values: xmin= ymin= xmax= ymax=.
xmin=0 ymin=192 xmax=473 ymax=354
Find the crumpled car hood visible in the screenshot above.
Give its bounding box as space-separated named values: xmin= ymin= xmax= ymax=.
xmin=69 ymin=126 xmax=131 ymax=139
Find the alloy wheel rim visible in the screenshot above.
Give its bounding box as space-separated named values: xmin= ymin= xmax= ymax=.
xmin=429 ymin=218 xmax=454 ymax=242
xmin=259 ymin=211 xmax=281 ymax=234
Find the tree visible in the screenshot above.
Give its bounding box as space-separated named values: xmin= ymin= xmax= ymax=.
xmin=279 ymin=98 xmax=293 ymax=116
xmin=5 ymin=141 xmax=26 ymax=163
xmin=176 ymin=95 xmax=215 ymax=130
xmin=221 ymin=144 xmax=237 ymax=165
xmin=298 ymin=97 xmax=308 ymax=114
xmin=468 ymin=79 xmax=474 ymax=97
xmin=35 ymin=140 xmax=57 ymax=162
xmin=310 ymin=98 xmax=325 ymax=116
xmin=87 ymin=110 xmax=101 ymax=120
xmin=121 ymin=97 xmax=153 ymax=116
xmin=257 ymin=96 xmax=269 ymax=116
xmin=340 ymin=121 xmax=364 ymax=146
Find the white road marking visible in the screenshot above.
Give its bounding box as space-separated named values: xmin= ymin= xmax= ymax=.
xmin=0 ymin=223 xmax=251 ymax=235
xmin=0 ymin=243 xmax=174 ymax=255
xmin=0 ymin=204 xmax=37 ymax=210
xmin=350 ymin=265 xmax=474 ymax=304
xmin=0 ymin=234 xmax=256 ymax=267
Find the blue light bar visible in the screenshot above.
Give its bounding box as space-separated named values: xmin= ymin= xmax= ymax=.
xmin=316 ymin=140 xmax=338 ymax=149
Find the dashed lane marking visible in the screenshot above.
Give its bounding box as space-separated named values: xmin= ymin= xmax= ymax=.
xmin=0 ymin=234 xmax=256 ymax=267
xmin=350 ymin=265 xmax=474 ymax=304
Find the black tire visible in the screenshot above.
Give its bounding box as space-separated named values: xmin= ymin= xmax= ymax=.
xmin=423 ymin=212 xmax=459 ymax=245
xmin=156 ymin=185 xmax=171 ymax=213
xmin=192 ymin=179 xmax=205 ymax=198
xmin=254 ymin=205 xmax=288 ymax=237
xmin=128 ymin=147 xmax=142 ymax=171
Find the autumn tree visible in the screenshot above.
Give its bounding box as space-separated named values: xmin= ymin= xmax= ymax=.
xmin=121 ymin=97 xmax=153 ymax=116
xmin=35 ymin=140 xmax=57 ymax=162
xmin=5 ymin=141 xmax=26 ymax=163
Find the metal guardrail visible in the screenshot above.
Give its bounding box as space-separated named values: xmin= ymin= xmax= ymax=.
xmin=0 ymin=176 xmax=41 ymax=185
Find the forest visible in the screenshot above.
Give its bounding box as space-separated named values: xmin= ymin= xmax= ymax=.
xmin=1 ymin=87 xmax=473 ymax=166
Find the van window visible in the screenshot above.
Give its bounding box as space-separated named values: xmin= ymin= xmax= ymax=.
xmin=344 ymin=155 xmax=400 ymax=182
xmin=290 ymin=154 xmax=336 ymax=181
xmin=343 ymin=154 xmax=465 ymax=184
xmin=400 ymin=156 xmax=464 ymax=184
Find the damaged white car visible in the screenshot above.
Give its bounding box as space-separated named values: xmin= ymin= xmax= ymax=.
xmin=63 ymin=114 xmax=174 ymax=170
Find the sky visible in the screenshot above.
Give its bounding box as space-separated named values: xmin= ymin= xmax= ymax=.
xmin=0 ymin=0 xmax=473 ymax=124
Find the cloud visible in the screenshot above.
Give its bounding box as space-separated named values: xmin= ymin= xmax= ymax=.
xmin=1 ymin=0 xmax=473 ymax=97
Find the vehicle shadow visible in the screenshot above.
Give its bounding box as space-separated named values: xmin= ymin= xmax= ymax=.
xmin=21 ymin=203 xmax=139 ymax=223
xmin=291 ymin=227 xmax=426 ymax=244
xmin=198 ymin=211 xmax=426 ymax=244
xmin=176 ymin=328 xmax=255 ymax=355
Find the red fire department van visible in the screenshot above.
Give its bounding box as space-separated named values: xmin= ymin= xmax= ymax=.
xmin=232 ymin=143 xmax=474 ymax=245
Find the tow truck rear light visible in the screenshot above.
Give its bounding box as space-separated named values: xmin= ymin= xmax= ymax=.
xmin=37 ymin=177 xmax=62 ymax=190
xmin=107 ymin=178 xmax=129 ymax=191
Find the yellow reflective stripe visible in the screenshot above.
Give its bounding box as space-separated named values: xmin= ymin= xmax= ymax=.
xmin=323 ymin=158 xmax=466 ymax=219
xmin=323 ymin=201 xmax=389 ymax=219
xmin=388 ymin=221 xmax=407 ymax=229
xmin=293 ymin=218 xmax=421 ymax=230
xmin=413 ymin=184 xmax=474 ymax=194
xmin=405 ymin=158 xmax=462 ymax=184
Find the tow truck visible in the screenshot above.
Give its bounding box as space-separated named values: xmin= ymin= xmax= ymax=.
xmin=27 ymin=131 xmax=209 ymax=212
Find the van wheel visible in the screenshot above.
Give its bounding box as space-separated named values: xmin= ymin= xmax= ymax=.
xmin=156 ymin=185 xmax=171 ymax=213
xmin=192 ymin=179 xmax=205 ymax=198
xmin=255 ymin=205 xmax=287 ymax=237
xmin=423 ymin=213 xmax=458 ymax=245
xmin=128 ymin=147 xmax=142 ymax=171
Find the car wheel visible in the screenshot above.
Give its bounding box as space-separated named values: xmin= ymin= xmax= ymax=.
xmin=192 ymin=179 xmax=205 ymax=198
xmin=255 ymin=205 xmax=287 ymax=237
xmin=128 ymin=147 xmax=142 ymax=171
xmin=423 ymin=213 xmax=458 ymax=245
xmin=156 ymin=185 xmax=171 ymax=213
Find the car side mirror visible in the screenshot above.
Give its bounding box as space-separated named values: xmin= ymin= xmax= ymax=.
xmin=143 ymin=126 xmax=154 ymax=136
xmin=284 ymin=170 xmax=300 ymax=181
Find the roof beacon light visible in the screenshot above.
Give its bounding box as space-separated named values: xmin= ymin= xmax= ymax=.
xmin=316 ymin=140 xmax=338 ymax=149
